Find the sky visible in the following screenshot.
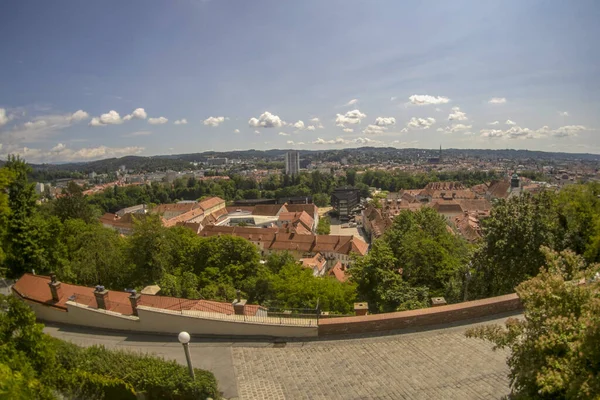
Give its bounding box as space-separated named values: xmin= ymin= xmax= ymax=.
xmin=1 ymin=0 xmax=599 ymax=163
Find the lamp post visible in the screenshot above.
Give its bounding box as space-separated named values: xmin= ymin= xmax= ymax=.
xmin=178 ymin=331 xmax=195 ymax=380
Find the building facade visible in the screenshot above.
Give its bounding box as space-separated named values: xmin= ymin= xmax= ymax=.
xmin=285 ymin=151 xmax=300 ymax=175
xmin=331 ymin=187 xmax=360 ymax=221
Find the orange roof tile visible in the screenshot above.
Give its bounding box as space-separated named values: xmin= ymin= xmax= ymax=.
xmin=12 ymin=274 xmax=264 ymax=316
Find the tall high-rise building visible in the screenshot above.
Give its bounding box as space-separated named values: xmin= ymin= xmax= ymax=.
xmin=285 ymin=151 xmax=300 ymax=175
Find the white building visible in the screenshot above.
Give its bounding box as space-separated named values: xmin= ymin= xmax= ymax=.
xmin=285 ymin=151 xmax=300 ymax=175
xmin=35 ymin=182 xmax=45 ymax=195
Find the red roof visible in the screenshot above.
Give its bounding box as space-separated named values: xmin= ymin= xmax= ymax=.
xmin=12 ymin=274 xmax=263 ymax=317
xmin=198 ymin=197 xmax=225 ymax=211
xmin=329 ymin=262 xmax=348 ymax=282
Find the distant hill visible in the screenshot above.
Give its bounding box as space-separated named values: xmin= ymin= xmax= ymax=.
xmin=4 ymin=147 xmax=599 ymax=175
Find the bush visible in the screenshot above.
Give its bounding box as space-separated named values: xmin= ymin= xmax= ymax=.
xmin=53 ymin=341 xmax=220 ymax=400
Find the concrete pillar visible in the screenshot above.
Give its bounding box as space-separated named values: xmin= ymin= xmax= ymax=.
xmin=431 ymin=297 xmax=447 ymax=307
xmin=129 ymin=291 xmax=141 ymax=316
xmin=94 ymin=286 xmax=109 ymax=310
xmin=354 ymin=302 xmax=368 ymax=316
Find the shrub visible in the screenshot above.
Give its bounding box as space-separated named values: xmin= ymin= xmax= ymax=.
xmin=53 ymin=342 xmax=220 ymax=400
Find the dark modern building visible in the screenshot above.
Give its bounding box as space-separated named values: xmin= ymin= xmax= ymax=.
xmin=331 ymin=187 xmax=360 ymax=221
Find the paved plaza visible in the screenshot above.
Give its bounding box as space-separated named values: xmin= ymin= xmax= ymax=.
xmin=44 ymin=315 xmax=513 ymax=400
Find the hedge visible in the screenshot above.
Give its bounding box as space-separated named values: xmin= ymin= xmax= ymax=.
xmin=51 ymin=338 xmax=220 ymax=400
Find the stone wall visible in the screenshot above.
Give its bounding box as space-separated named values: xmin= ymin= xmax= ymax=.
xmin=19 ymin=297 xmax=318 ymax=338
xmin=318 ymin=293 xmax=521 ymax=336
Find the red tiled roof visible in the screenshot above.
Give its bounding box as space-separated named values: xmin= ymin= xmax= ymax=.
xmin=252 ymin=204 xmax=288 ymax=216
xmin=198 ymin=226 xmax=369 ymax=256
xmin=12 ymin=274 xmax=263 ymax=317
xmin=329 ymin=262 xmax=347 ymax=282
xmin=12 ymin=274 xmax=133 ymax=314
xmin=487 ymin=180 xmax=511 ymax=198
xmin=431 ymin=201 xmax=463 ymax=213
xmin=278 ymin=211 xmax=314 ymax=231
xmin=198 ymin=197 xmax=225 ymax=211
xmin=284 ymin=204 xmax=318 ymax=216
xmin=152 ymin=203 xmax=202 ymax=214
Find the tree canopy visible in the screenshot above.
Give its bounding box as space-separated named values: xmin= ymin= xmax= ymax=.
xmin=467 ymin=247 xmax=600 ymax=399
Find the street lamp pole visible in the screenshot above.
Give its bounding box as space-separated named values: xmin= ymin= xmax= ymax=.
xmin=178 ymin=331 xmax=195 ymax=380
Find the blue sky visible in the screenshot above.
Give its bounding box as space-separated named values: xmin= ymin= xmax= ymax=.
xmin=1 ymin=0 xmax=599 ymax=162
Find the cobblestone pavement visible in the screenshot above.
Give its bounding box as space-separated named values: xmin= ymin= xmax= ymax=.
xmin=233 ymin=322 xmax=511 ymax=400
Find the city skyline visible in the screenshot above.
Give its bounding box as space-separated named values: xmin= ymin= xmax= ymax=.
xmin=1 ymin=0 xmax=599 ymax=163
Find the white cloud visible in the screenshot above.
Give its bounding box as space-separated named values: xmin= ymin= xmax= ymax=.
xmin=234 ymin=129 xmax=240 ymax=133
xmin=488 ymin=121 xmax=500 ymax=125
xmin=148 ymin=116 xmax=168 ymax=125
xmin=343 ymin=128 xmax=354 ymax=133
xmin=313 ymin=137 xmax=347 ymax=145
xmin=174 ymin=118 xmax=188 ymax=125
xmin=480 ymin=125 xmax=588 ymax=139
xmin=203 ymin=116 xmax=225 ymax=127
xmin=408 ymin=95 xmax=450 ymax=106
xmin=374 ymin=116 xmax=396 ymax=127
xmin=287 ymin=140 xmax=305 ymax=145
xmin=309 ymin=117 xmax=324 ymax=129
xmin=123 ymin=108 xmax=147 ymax=121
xmin=353 ymin=137 xmax=381 ymax=145
xmin=488 ymin=97 xmax=507 ymax=104
xmin=448 ymin=107 xmax=467 ymax=121
xmin=248 ymin=111 xmax=284 ymax=128
xmin=438 ymin=124 xmax=472 ymax=134
xmin=254 ymin=130 xmax=260 ymax=134
xmin=0 ymin=108 xmax=9 ymax=126
xmin=306 ymin=125 xmax=316 ymax=131
xmin=552 ymin=125 xmax=586 ymax=137
xmin=505 ymin=119 xmax=517 ymax=125
xmin=480 ymin=129 xmax=505 ymax=138
xmin=363 ymin=124 xmax=387 ymax=135
xmin=335 ymin=109 xmax=366 ymax=127
xmin=345 ymin=99 xmax=358 ymax=106
xmin=90 ymin=110 xmax=123 ymax=126
xmin=390 ymin=96 xmax=397 ymax=101
xmin=5 ymin=110 xmax=89 ymax=143
xmin=312 ymin=137 xmax=381 ymax=146
xmin=278 ymin=132 xmax=290 ymax=136
xmin=292 ymin=120 xmax=305 ymax=130
xmin=559 ymin=111 xmax=570 ymax=117
xmin=70 ymin=110 xmax=89 ymax=121
xmin=407 ymin=117 xmax=436 ymax=129
xmin=1 ymin=143 xmax=144 ymax=163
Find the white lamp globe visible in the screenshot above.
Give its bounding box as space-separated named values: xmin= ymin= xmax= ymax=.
xmin=178 ymin=331 xmax=191 ymax=344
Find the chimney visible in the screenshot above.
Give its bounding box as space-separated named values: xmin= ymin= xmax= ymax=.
xmin=129 ymin=290 xmax=141 ymax=316
xmin=354 ymin=302 xmax=369 ymax=316
xmin=431 ymin=297 xmax=447 ymax=307
xmin=232 ymin=289 xmax=247 ymax=316
xmin=48 ymin=273 xmax=62 ymax=302
xmin=94 ymin=285 xmax=109 ymax=310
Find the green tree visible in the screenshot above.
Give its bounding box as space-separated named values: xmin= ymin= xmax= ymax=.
xmin=3 ymin=156 xmax=62 ymax=277
xmin=316 ymin=216 xmax=331 ymax=235
xmin=52 ymin=181 xmax=99 ymax=223
xmin=384 ymin=207 xmax=470 ymax=298
xmin=350 ymin=240 xmax=429 ymax=312
xmin=555 ymin=183 xmax=600 ymax=262
xmin=471 ymin=191 xmax=559 ymax=297
xmin=125 ymin=215 xmax=177 ymax=286
xmin=59 ymin=219 xmax=131 ymax=288
xmin=313 ymin=193 xmax=329 ymax=207
xmin=467 ymin=248 xmax=600 ymax=399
